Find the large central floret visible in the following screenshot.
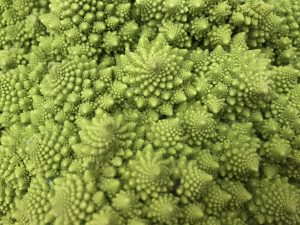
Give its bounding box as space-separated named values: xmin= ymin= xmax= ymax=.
xmin=117 ymin=34 xmax=193 ymax=113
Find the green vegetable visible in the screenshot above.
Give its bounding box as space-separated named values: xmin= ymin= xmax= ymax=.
xmin=0 ymin=0 xmax=300 ymax=224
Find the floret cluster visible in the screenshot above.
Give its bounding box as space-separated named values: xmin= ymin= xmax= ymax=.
xmin=0 ymin=0 xmax=300 ymax=225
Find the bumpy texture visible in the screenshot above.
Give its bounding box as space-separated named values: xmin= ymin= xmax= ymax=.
xmin=0 ymin=0 xmax=300 ymax=225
